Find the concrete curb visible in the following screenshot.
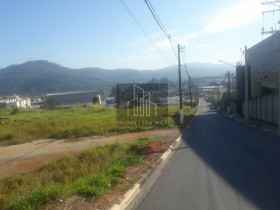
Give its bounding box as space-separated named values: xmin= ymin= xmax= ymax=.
xmin=110 ymin=135 xmax=182 ymax=210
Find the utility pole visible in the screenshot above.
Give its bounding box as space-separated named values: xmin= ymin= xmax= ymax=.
xmin=178 ymin=44 xmax=184 ymax=124
xmin=227 ymin=71 xmax=230 ymax=114
xmin=188 ymin=75 xmax=193 ymax=107
xmin=279 ymin=52 xmax=280 ymax=130
xmin=261 ymin=0 xmax=280 ymax=35
xmin=245 ymin=45 xmax=249 ymax=121
xmin=231 ymin=73 xmax=234 ymax=92
xmin=218 ymin=88 xmax=220 ymax=111
xmin=196 ymin=89 xmax=198 ymax=104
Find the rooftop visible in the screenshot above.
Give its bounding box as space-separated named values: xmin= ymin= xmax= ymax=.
xmin=46 ymin=90 xmax=103 ymax=97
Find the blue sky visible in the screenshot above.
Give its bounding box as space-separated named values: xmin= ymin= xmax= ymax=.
xmin=0 ymin=0 xmax=278 ymax=70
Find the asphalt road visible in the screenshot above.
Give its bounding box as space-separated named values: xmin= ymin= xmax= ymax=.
xmin=137 ymin=99 xmax=280 ymax=210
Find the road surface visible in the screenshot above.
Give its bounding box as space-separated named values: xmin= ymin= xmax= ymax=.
xmin=137 ymin=99 xmax=280 ymax=210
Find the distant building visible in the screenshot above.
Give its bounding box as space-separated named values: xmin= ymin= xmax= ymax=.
xmin=159 ymin=96 xmax=180 ymax=105
xmin=168 ymin=96 xmax=180 ymax=105
xmin=45 ymin=90 xmax=106 ymax=108
xmin=0 ymin=95 xmax=31 ymax=109
xmin=31 ymin=98 xmax=45 ymax=109
xmin=197 ymin=86 xmax=225 ymax=93
xmin=105 ymin=96 xmax=116 ymax=107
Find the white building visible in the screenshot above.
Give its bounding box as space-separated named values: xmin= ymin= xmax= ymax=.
xmin=168 ymin=96 xmax=180 ymax=105
xmin=0 ymin=95 xmax=31 ymax=109
xmin=159 ymin=96 xmax=180 ymax=105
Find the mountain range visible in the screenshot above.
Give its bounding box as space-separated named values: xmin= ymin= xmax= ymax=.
xmin=0 ymin=60 xmax=233 ymax=96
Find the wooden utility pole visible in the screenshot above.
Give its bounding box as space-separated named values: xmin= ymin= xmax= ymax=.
xmin=178 ymin=44 xmax=184 ymax=124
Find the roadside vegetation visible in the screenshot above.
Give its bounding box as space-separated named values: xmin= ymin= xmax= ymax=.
xmin=210 ymin=93 xmax=225 ymax=109
xmin=0 ymin=105 xmax=195 ymax=145
xmin=0 ymin=138 xmax=162 ymax=210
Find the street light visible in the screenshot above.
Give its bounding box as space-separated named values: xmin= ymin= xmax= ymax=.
xmin=218 ymin=60 xmax=236 ymax=114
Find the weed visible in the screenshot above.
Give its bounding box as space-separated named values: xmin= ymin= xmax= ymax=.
xmin=0 ymin=139 xmax=157 ymax=209
xmin=121 ymin=177 xmax=140 ymax=192
xmin=10 ymin=108 xmax=19 ymax=115
xmin=0 ymin=106 xmax=194 ymax=145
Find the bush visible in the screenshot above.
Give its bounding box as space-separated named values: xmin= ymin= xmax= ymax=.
xmin=10 ymin=108 xmax=19 ymax=115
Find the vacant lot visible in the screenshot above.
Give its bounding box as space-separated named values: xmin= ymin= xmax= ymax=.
xmin=0 ymin=106 xmax=194 ymax=145
xmin=0 ymin=137 xmax=173 ymax=210
xmin=0 ymin=128 xmax=180 ymax=179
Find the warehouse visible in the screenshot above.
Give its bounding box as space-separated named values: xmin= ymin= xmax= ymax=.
xmin=45 ymin=90 xmax=105 ymax=108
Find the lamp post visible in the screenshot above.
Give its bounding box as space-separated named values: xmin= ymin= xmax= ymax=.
xmin=218 ymin=60 xmax=236 ymax=114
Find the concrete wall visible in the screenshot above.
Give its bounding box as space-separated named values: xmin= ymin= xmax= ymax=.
xmin=243 ymin=92 xmax=279 ymax=125
xmin=247 ymin=32 xmax=280 ymax=97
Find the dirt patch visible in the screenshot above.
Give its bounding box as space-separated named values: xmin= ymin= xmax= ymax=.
xmin=139 ymin=140 xmax=172 ymax=155
xmin=45 ymin=140 xmax=173 ymax=210
xmin=0 ymin=129 xmax=180 ymax=179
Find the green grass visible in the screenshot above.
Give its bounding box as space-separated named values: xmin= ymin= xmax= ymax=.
xmin=0 ymin=106 xmax=195 ymax=145
xmin=136 ymin=137 xmax=162 ymax=148
xmin=212 ymin=93 xmax=224 ymax=102
xmin=121 ymin=177 xmax=140 ymax=192
xmin=0 ymin=138 xmax=164 ymax=210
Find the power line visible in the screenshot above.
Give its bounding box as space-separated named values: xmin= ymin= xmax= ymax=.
xmin=119 ymin=0 xmax=175 ymax=64
xmin=144 ymin=0 xmax=178 ymax=59
xmin=144 ymin=0 xmax=171 ymax=41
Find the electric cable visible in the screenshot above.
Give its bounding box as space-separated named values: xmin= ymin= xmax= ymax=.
xmin=144 ymin=0 xmax=179 ymax=59
xmin=119 ymin=0 xmax=175 ymax=64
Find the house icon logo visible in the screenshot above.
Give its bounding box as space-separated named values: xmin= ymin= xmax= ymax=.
xmin=127 ymin=85 xmax=157 ymax=117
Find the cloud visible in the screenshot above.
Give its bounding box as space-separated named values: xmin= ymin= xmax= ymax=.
xmin=145 ymin=33 xmax=197 ymax=52
xmin=202 ymin=0 xmax=261 ymax=33
xmin=133 ymin=0 xmax=261 ymax=55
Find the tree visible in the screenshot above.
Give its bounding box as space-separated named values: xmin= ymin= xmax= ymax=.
xmin=148 ymin=77 xmax=158 ymax=83
xmin=45 ymin=98 xmax=59 ymax=109
xmin=92 ymin=96 xmax=100 ymax=104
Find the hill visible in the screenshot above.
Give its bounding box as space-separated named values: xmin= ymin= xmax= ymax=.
xmin=0 ymin=60 xmax=233 ymax=96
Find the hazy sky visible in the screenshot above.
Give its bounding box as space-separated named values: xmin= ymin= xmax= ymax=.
xmin=0 ymin=0 xmax=278 ymax=69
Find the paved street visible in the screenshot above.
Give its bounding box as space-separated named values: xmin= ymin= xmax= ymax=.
xmin=137 ymin=99 xmax=280 ymax=210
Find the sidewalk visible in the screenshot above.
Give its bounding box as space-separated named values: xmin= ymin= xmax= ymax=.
xmin=222 ymin=111 xmax=280 ymax=136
